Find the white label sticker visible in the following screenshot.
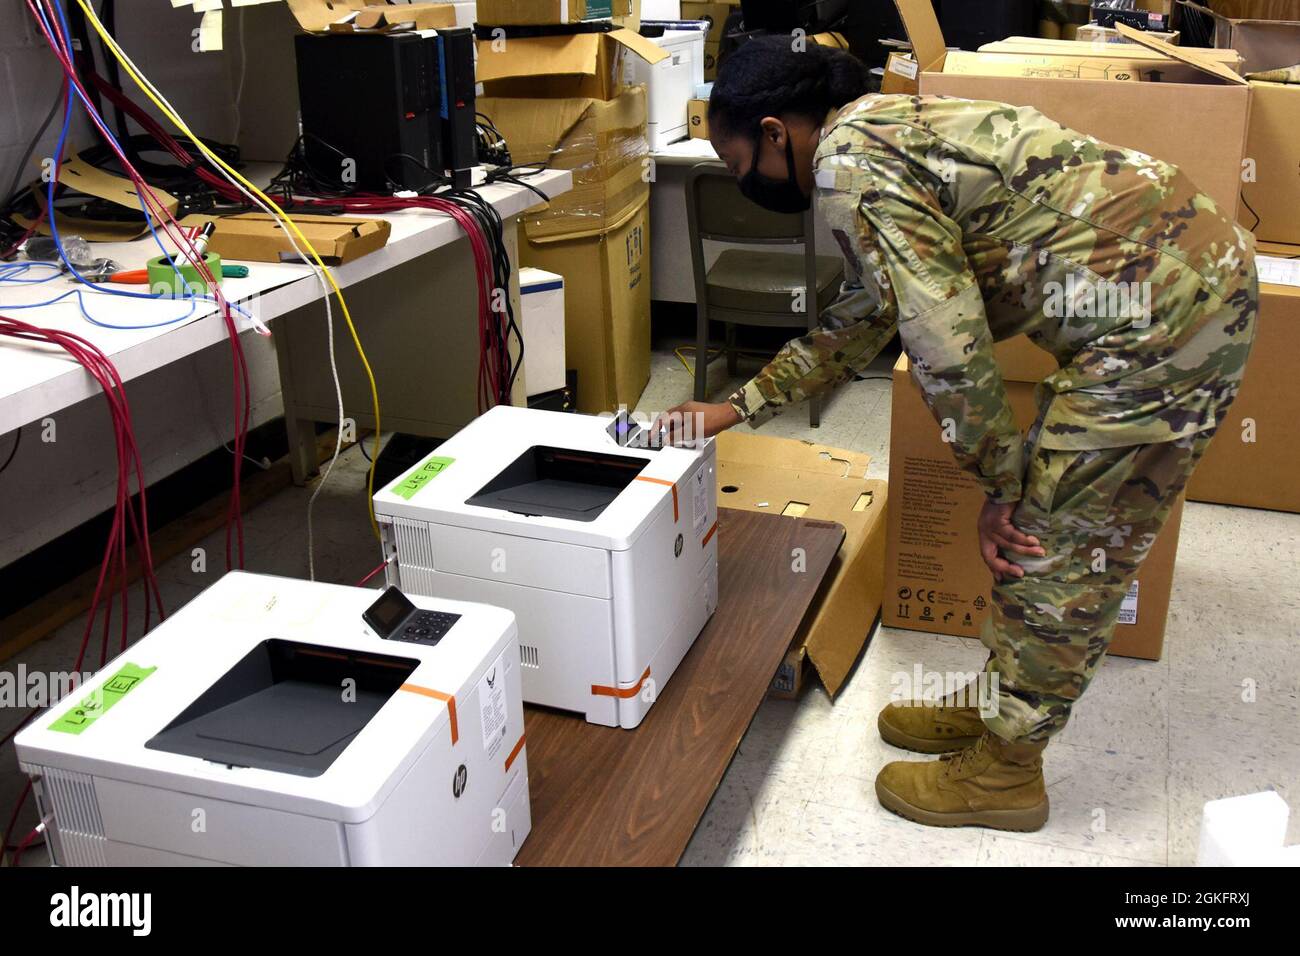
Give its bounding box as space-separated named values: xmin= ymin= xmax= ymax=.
xmin=693 ymin=467 xmax=709 ymax=536
xmin=889 ymin=56 xmax=919 ymax=80
xmin=478 ymin=650 xmax=509 ymax=760
xmin=1117 ymin=580 xmax=1139 ymax=626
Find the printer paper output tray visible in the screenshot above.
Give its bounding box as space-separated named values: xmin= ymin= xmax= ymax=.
xmin=146 ymin=639 xmax=417 ymax=777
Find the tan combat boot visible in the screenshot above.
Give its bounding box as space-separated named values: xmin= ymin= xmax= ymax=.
xmin=877 ymin=686 xmax=987 ymax=753
xmin=874 ymin=732 xmax=1050 ymax=832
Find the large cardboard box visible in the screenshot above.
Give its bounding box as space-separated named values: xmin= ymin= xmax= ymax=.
xmin=893 ymin=0 xmax=1252 ymax=216
xmin=1182 ymin=1 xmax=1300 ymax=73
xmin=714 ymin=432 xmax=888 ymax=699
xmin=1186 ymin=282 xmax=1300 ymax=511
xmin=1241 ymin=78 xmax=1300 ymax=245
xmin=476 ymin=27 xmax=668 ymax=100
xmin=478 ymin=87 xmax=650 ymax=239
xmin=477 ymin=0 xmax=631 ymax=25
xmin=519 ymin=197 xmax=651 ymax=413
xmin=884 ymin=356 xmax=1184 ymax=661
xmin=681 ymin=1 xmax=733 ymax=42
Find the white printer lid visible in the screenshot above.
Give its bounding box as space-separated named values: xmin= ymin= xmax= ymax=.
xmin=373 ymin=406 xmax=714 ymax=551
xmin=14 ymin=572 xmax=516 ymax=823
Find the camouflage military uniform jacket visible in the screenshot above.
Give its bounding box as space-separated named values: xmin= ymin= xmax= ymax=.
xmin=728 ymin=94 xmax=1257 ymax=503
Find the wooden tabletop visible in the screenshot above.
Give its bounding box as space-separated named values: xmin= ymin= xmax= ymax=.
xmin=515 ymin=507 xmax=845 ymax=867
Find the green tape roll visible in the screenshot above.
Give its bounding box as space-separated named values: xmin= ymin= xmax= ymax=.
xmin=146 ymin=252 xmax=222 ymax=296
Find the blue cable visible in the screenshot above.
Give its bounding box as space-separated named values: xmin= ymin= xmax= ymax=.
xmin=18 ymin=0 xmax=237 ymax=331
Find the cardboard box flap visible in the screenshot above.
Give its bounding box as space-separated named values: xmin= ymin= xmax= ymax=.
xmin=608 ymin=26 xmax=672 ymax=65
xmin=286 ymin=0 xmax=365 ymax=32
xmin=478 ymin=27 xmax=667 ymax=83
xmin=352 ymin=3 xmax=457 ymax=30
xmin=287 ymin=0 xmax=455 ymax=34
xmin=479 ymin=96 xmax=596 ymax=152
xmin=892 ymin=0 xmax=950 ymax=71
xmin=1115 ymin=22 xmax=1248 ymax=83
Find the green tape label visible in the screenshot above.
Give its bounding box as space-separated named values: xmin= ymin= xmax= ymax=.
xmin=393 ymin=455 xmax=455 ymax=500
xmin=50 ymin=663 xmax=156 ymax=736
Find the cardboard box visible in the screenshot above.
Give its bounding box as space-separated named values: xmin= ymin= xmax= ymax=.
xmin=894 ymin=0 xmax=1252 ymax=216
xmin=477 ymin=0 xmax=631 ymax=25
xmin=687 ymin=97 xmax=709 ymax=138
xmin=881 ymin=52 xmax=921 ymax=94
xmin=205 ymin=213 xmax=391 ymax=265
xmin=703 ymin=40 xmax=720 ymax=80
xmin=519 ymin=197 xmax=651 ymax=412
xmin=714 ymin=432 xmax=889 ymax=699
xmin=1183 ymin=1 xmax=1300 ymax=73
xmin=993 ymin=335 xmax=1061 ymax=383
xmin=285 ymin=0 xmax=457 ymax=33
xmin=1186 ymin=282 xmax=1300 ymax=511
xmin=1241 ymin=78 xmax=1300 ymax=245
xmin=884 ymin=356 xmax=1183 ymax=661
xmin=478 ymin=86 xmax=650 ymax=239
xmin=680 ymin=2 xmax=733 ymax=43
xmin=476 ymin=27 xmax=668 ymax=100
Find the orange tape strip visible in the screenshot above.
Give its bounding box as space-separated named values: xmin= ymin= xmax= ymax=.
xmin=636 ymin=475 xmax=678 ymax=522
xmin=702 ymin=520 xmax=719 ymax=547
xmin=504 ymin=732 xmax=527 ymax=773
xmin=591 ymin=666 xmax=652 ymax=699
xmin=399 ymin=683 xmax=458 ymax=745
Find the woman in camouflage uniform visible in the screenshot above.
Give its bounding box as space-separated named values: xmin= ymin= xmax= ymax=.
xmin=664 ymin=38 xmax=1257 ymax=832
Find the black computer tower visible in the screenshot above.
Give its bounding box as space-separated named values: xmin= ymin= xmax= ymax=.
xmin=294 ymin=32 xmax=444 ymax=192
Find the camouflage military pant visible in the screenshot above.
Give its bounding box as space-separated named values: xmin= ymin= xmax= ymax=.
xmin=978 ymin=429 xmax=1216 ymax=743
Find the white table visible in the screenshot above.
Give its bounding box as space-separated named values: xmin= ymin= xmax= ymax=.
xmin=0 ymin=170 xmax=572 ymax=484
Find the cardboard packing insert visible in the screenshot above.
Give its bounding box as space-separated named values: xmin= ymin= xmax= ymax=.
xmin=713 ymin=431 xmax=888 ymax=699
xmin=204 ymin=213 xmax=391 ymax=265
xmin=888 ymin=0 xmax=1251 ymax=216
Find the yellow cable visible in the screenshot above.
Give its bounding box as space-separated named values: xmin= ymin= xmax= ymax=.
xmin=75 ymin=0 xmax=382 ymax=537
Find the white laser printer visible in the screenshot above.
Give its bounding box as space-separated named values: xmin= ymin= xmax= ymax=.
xmin=373 ymin=406 xmax=719 ymax=728
xmin=14 ymin=572 xmax=530 ymax=866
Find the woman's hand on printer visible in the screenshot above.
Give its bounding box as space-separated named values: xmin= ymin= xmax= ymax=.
xmin=654 ymin=401 xmax=742 ymax=445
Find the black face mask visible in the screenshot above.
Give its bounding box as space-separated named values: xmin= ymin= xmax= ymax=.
xmin=738 ymin=127 xmax=810 ymax=214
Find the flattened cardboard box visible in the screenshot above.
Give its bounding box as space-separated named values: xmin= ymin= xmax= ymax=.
xmin=892 ymin=0 xmax=1251 ymax=216
xmin=1187 ymin=283 xmax=1300 ymax=512
xmin=477 ymin=0 xmax=631 ymax=25
xmin=518 ymin=196 xmax=651 ymax=412
xmin=286 ymin=0 xmax=457 ymax=33
xmin=715 ymin=432 xmax=888 ymax=698
xmin=885 ymin=356 xmax=1183 ymax=661
xmin=206 ymin=213 xmax=391 ymax=265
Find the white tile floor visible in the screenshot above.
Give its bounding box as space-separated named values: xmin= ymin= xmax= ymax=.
xmin=3 ymin=346 xmax=1298 ymax=867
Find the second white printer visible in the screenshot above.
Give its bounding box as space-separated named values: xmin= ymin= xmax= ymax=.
xmin=374 ymin=406 xmax=719 ymax=728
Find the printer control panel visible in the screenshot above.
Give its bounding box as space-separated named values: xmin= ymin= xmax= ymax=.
xmin=363 ymin=585 xmax=460 ymax=646
xmin=395 ymin=610 xmax=460 ymax=645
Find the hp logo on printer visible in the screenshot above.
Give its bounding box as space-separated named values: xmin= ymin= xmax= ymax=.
xmin=452 ymin=764 xmax=468 ymax=799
